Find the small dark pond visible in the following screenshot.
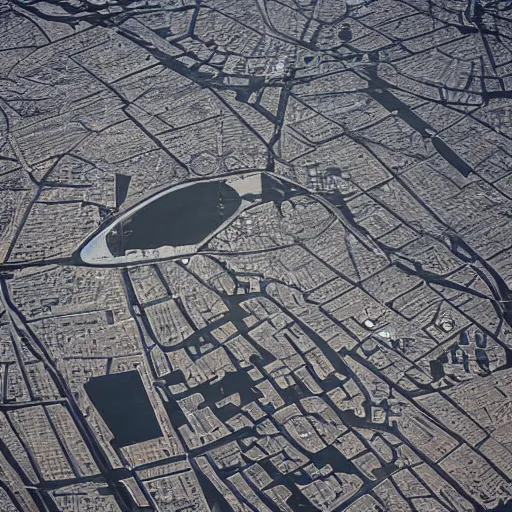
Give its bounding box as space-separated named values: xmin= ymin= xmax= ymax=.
xmin=115 ymin=174 xmax=131 ymax=209
xmin=84 ymin=370 xmax=162 ymax=447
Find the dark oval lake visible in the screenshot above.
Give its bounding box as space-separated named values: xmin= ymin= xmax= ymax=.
xmin=107 ymin=180 xmax=241 ymax=256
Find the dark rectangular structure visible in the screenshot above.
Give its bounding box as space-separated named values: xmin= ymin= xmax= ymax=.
xmin=84 ymin=370 xmax=162 ymax=447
